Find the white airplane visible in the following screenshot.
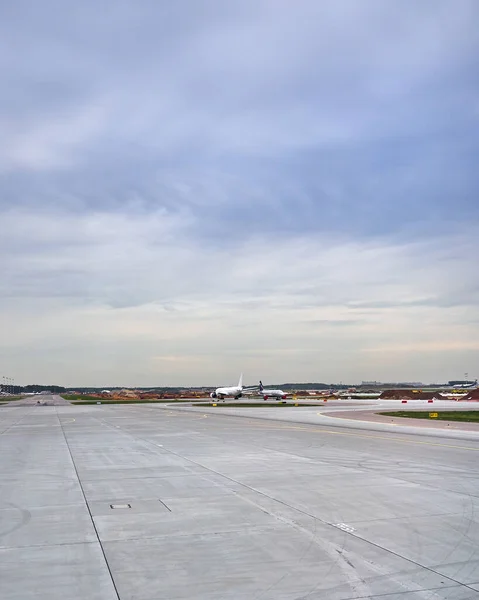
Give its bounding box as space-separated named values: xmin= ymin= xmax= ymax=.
xmin=259 ymin=381 xmax=287 ymax=400
xmin=446 ymin=380 xmax=477 ymax=389
xmin=210 ymin=374 xmax=244 ymax=400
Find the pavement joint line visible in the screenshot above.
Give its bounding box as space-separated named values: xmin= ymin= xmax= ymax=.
xmin=344 ymin=584 xmax=468 ymax=599
xmin=91 ymin=526 xmax=282 ymax=545
xmin=92 ymin=415 xmax=374 ymax=598
xmin=109 ymin=413 xmax=331 ymax=468
xmin=317 ymin=410 xmax=479 ymax=432
xmin=237 ymin=413 xmax=479 ymax=449
xmin=78 ymin=473 xmax=209 ymax=482
xmin=82 ymin=422 xmax=479 ymax=502
xmin=157 ymin=499 xmax=171 ymax=512
xmin=343 ymin=474 xmax=479 ymax=503
xmin=340 ymin=510 xmax=467 ymax=525
xmin=285 ymin=425 xmax=479 ymax=451
xmin=0 ymin=540 xmax=105 ymax=551
xmin=7 ymin=402 xmax=479 ymax=597
xmin=158 ymin=404 xmax=479 ymax=451
xmin=0 ymin=406 xmax=37 ymax=435
xmin=94 ymin=410 xmax=479 ymax=595
xmin=55 ymin=407 xmax=121 ymax=600
xmin=0 ymin=503 xmax=89 ymax=512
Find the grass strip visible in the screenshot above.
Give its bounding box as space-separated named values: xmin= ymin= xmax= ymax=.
xmin=379 ymin=411 xmax=479 ymax=423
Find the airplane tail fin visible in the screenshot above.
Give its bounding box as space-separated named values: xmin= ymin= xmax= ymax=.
xmin=238 ymin=373 xmax=243 ymax=388
xmin=259 ymin=380 xmax=264 ymax=392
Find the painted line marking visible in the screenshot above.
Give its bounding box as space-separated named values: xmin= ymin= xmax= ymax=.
xmin=332 ymin=523 xmax=356 ymax=534
xmin=179 ymin=410 xmax=479 ymax=451
xmin=277 ymin=424 xmax=479 ymax=451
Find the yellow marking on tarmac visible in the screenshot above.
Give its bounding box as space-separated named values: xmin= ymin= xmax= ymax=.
xmin=156 ymin=403 xmax=479 ymax=451
xmin=263 ymin=423 xmax=479 ymax=452
xmin=187 ymin=411 xmax=479 ymax=451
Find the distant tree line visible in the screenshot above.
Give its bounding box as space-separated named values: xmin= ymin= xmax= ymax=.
xmin=2 ymin=382 xmax=443 ymax=396
xmin=1 ymin=383 xmax=69 ymax=395
xmin=278 ymin=383 xmax=351 ymax=390
xmin=65 ymin=383 xmax=354 ymax=393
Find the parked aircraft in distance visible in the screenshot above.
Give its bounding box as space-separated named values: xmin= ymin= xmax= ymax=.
xmin=446 ymin=379 xmax=477 ymax=389
xmin=210 ymin=374 xmax=244 ymax=400
xmin=259 ymin=381 xmax=287 ymax=400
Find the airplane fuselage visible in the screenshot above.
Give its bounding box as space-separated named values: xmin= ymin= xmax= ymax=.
xmin=210 ymin=374 xmax=244 ymax=399
xmin=211 ymin=385 xmax=243 ymax=399
xmin=261 ymin=389 xmax=287 ymax=400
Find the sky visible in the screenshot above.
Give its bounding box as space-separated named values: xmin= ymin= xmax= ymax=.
xmin=1 ymin=0 xmax=478 ymax=387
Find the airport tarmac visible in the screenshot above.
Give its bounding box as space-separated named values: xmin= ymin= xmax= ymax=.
xmin=178 ymin=398 xmax=479 ymax=440
xmin=1 ymin=396 xmax=479 ymax=599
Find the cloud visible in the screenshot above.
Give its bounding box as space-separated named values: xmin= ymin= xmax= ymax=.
xmin=2 ymin=2 xmax=479 ymax=163
xmin=0 ymin=1 xmax=478 ymax=385
xmin=363 ymin=341 xmax=479 ymax=353
xmin=0 ymin=101 xmax=109 ymax=172
xmin=1 ymin=207 xmax=477 ymax=309
xmin=308 ymin=319 xmax=366 ymax=327
xmin=0 ymin=206 xmax=478 ymax=385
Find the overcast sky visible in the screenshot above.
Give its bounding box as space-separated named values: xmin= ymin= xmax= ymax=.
xmin=1 ymin=0 xmax=478 ymax=387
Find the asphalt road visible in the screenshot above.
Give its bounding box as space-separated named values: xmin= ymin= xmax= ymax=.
xmin=1 ymin=396 xmax=478 ymax=599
